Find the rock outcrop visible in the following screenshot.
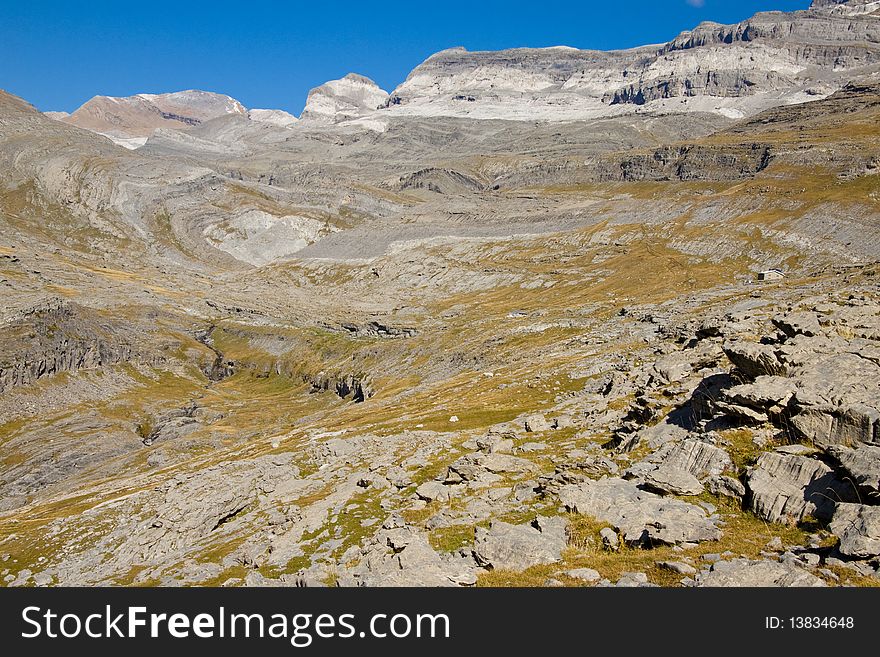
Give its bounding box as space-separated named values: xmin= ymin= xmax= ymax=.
xmin=559 ymin=478 xmax=722 ymax=546
xmin=694 ymin=558 xmax=826 ymax=587
xmin=830 ymin=503 xmax=880 ymax=558
xmin=746 ymin=452 xmax=854 ymax=524
xmin=473 ymin=517 xmax=568 ymax=571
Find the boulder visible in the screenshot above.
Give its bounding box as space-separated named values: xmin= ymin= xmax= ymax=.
xmin=566 ymin=567 xmax=601 ymax=582
xmin=559 ymin=478 xmax=721 ymax=546
xmin=644 ymin=438 xmax=734 ymax=481
xmin=826 ymin=444 xmax=880 ymax=501
xmin=627 ymin=420 xmax=690 ymax=451
xmin=473 ymin=516 xmax=568 ymax=571
xmin=416 ymin=481 xmax=451 ymax=502
xmin=716 ymin=376 xmax=795 ymax=423
xmin=641 ymin=465 xmax=704 ymax=496
xmin=657 ymin=561 xmax=697 ymax=576
xmin=830 ymin=503 xmax=880 ymax=559
xmin=476 ymin=429 xmax=516 ymax=454
xmin=745 ymin=452 xmax=854 ymax=524
xmin=786 ymin=353 xmax=880 ymax=447
xmin=789 ymin=402 xmax=880 ymax=448
xmin=706 ymin=475 xmax=746 ymax=502
xmin=479 ymin=453 xmax=539 ymax=476
xmin=694 ymin=558 xmax=825 ymax=587
xmin=654 ymin=352 xmax=693 ymax=383
xmin=524 ymin=414 xmax=551 ymax=433
xmin=723 ymin=342 xmax=787 ymax=379
xmin=600 ymin=527 xmax=620 ymax=552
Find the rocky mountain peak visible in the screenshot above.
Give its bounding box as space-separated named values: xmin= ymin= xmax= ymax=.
xmin=58 ymin=89 xmax=247 ymax=147
xmin=300 ymin=73 xmax=389 ymax=123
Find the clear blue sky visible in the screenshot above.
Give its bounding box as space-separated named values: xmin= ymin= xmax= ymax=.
xmin=0 ymin=0 xmax=811 ymax=114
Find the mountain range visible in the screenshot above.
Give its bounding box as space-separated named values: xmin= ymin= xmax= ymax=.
xmin=53 ymin=0 xmax=880 ymax=147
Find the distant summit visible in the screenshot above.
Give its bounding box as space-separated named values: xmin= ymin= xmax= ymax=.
xmin=299 ymin=73 xmax=389 ymax=123
xmin=58 ymin=90 xmax=246 ymax=148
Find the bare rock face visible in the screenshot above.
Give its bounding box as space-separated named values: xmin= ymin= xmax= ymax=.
xmin=788 ymin=354 xmax=880 ymax=448
xmin=386 ymin=6 xmax=880 ymax=122
xmin=0 ymin=299 xmax=161 ymax=394
xmin=639 ymin=438 xmax=735 ymax=481
xmin=300 ymin=73 xmax=388 ymax=123
xmin=559 ymin=478 xmax=722 ymax=546
xmin=694 ymin=558 xmax=826 ymax=587
xmin=826 ymin=445 xmax=880 ymax=501
xmin=830 ymin=503 xmax=880 ymax=558
xmin=473 ymin=516 xmax=568 ymax=571
xmin=746 ymin=452 xmax=854 ymax=524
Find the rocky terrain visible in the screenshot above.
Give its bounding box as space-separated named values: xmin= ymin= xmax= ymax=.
xmin=0 ymin=0 xmax=879 ymax=587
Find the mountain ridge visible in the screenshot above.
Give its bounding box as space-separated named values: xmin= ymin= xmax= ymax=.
xmin=47 ymin=2 xmax=880 ymax=144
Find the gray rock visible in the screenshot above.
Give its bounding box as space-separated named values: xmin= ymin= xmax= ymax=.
xmin=775 ymin=444 xmax=816 ymax=456
xmin=826 ymin=445 xmax=880 ymax=500
xmin=717 ymin=376 xmax=795 ymax=421
xmin=600 ymin=527 xmax=620 ymax=552
xmin=633 ymin=420 xmax=691 ymax=450
xmin=706 ymin=475 xmax=746 ymax=501
xmin=641 ymin=465 xmax=704 ymax=496
xmin=416 ymin=481 xmax=451 ymax=502
xmin=766 ymin=536 xmax=784 ymax=551
xmin=524 ymin=414 xmax=551 ymax=433
xmin=519 ymin=442 xmax=547 ymax=452
xmin=654 ymin=352 xmax=693 ymax=383
xmin=772 ymin=312 xmax=823 ymax=338
xmin=33 ymin=572 xmax=54 ymax=586
xmin=641 ymin=438 xmax=734 ymax=481
xmin=723 ymin=341 xmax=787 ymax=379
xmin=476 ymin=430 xmax=515 ymax=454
xmin=657 ymin=560 xmax=697 ymax=576
xmin=614 ymin=571 xmax=654 ymax=587
xmin=830 ymin=503 xmax=880 ymax=559
xmin=694 ymin=558 xmax=826 ymax=587
xmin=565 ymin=567 xmax=601 ymax=582
xmin=473 ymin=516 xmax=568 ymax=571
xmin=559 ymin=478 xmax=722 ymax=546
xmin=385 ymin=466 xmax=413 ymax=488
xmin=347 ymin=528 xmax=477 ymax=587
xmin=746 ymin=451 xmax=854 ymax=524
xmin=786 ymin=352 xmax=880 ymax=448
xmin=479 ymin=453 xmax=539 ymax=476
xmin=790 ymin=402 xmax=880 ymax=448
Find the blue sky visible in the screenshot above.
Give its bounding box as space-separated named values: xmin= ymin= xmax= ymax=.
xmin=0 ymin=0 xmax=810 ymax=114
